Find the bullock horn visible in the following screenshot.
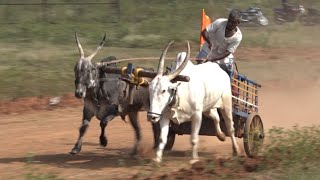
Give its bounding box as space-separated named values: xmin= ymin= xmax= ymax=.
xmin=157 ymin=41 xmax=174 ymax=76
xmin=167 ymin=41 xmax=190 ymax=81
xmin=75 ymin=32 xmax=84 ymax=58
xmin=87 ymin=33 xmax=107 ymax=61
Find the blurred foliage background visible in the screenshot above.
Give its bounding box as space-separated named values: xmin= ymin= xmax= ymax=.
xmin=0 ymin=0 xmax=319 ymax=99
xmin=0 ymin=0 xmax=319 ymax=47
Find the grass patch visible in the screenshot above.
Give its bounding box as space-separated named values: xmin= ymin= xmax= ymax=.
xmin=0 ymin=42 xmax=187 ymax=100
xmin=263 ymin=126 xmax=320 ymax=168
xmin=0 ymin=1 xmax=320 ymax=100
xmin=1 ymin=43 xmax=320 ymax=100
xmin=164 ymin=125 xmax=320 ymax=179
xmin=243 ymin=125 xmax=320 ymax=179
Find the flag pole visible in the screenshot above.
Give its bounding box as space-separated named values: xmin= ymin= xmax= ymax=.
xmin=200 ymin=9 xmax=204 ymax=51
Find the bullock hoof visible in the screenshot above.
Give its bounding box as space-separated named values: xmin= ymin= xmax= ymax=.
xmin=232 ymin=151 xmax=239 ymax=157
xmin=232 ymin=148 xmax=240 ymax=156
xmin=69 ymin=146 xmax=81 ymax=155
xmin=152 ymin=157 xmax=162 ymax=163
xmin=189 ymin=159 xmax=200 ymax=164
xmin=129 ymin=149 xmax=138 ymax=156
xmin=153 ymin=145 xmax=158 ymax=150
xmin=217 ymin=133 xmax=226 ymax=142
xmin=100 ymin=137 xmax=108 ymax=147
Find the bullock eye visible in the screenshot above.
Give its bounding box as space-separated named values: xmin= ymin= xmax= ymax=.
xmin=162 ymin=90 xmax=166 ymax=94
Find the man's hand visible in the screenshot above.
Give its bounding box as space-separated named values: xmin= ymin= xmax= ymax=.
xmin=207 ymin=57 xmax=218 ymax=62
xmin=208 ymin=51 xmax=232 ymax=63
xmin=196 ymin=59 xmax=206 ymax=64
xmin=233 ymin=69 xmax=238 ymax=77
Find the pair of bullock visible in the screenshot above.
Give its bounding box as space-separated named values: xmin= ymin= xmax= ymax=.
xmin=71 ymin=33 xmax=240 ymax=163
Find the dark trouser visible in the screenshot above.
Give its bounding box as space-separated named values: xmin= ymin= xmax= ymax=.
xmin=216 ymin=62 xmax=230 ymax=74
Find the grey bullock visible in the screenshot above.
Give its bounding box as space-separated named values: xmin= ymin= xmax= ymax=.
xmin=70 ymin=33 xmax=160 ymax=155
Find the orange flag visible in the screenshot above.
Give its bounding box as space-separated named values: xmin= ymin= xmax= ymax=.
xmin=200 ymin=9 xmax=212 ymax=49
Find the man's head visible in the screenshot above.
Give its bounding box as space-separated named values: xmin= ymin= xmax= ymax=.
xmin=227 ymin=9 xmax=242 ymax=31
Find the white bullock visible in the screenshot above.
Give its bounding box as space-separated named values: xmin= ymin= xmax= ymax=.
xmin=147 ymin=41 xmax=240 ymax=163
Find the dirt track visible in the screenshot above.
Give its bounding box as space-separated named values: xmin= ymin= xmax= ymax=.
xmin=1 ymin=49 xmax=320 ymax=179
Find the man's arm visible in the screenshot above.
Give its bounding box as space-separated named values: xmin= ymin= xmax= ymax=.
xmin=208 ymin=35 xmax=241 ymax=62
xmin=207 ymin=50 xmax=231 ymax=62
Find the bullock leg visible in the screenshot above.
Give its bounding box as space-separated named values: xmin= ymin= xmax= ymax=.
xmin=99 ymin=120 xmax=108 ymax=147
xmin=70 ymin=107 xmax=94 ymax=155
xmin=154 ymin=118 xmax=170 ymax=163
xmin=100 ymin=105 xmax=119 ymax=147
xmin=151 ymin=121 xmax=161 ymax=149
xmin=128 ymin=111 xmax=141 ymax=156
xmin=190 ymin=112 xmax=202 ymax=164
xmin=204 ymin=108 xmax=226 ymax=141
xmin=220 ymin=106 xmax=240 ymax=156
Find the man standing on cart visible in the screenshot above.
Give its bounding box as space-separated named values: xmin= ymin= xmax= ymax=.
xmin=196 ymin=9 xmax=242 ymax=75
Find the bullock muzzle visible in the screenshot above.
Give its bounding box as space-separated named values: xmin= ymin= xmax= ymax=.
xmin=75 ymin=89 xmax=86 ymax=99
xmin=147 ymin=112 xmax=162 ymax=123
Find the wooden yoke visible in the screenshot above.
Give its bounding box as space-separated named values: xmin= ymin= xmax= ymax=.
xmin=99 ymin=63 xmax=190 ymax=104
xmin=100 ymin=66 xmax=190 ymax=82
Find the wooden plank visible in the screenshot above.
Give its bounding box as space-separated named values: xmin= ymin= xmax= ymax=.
xmin=232 ymin=85 xmax=257 ymax=96
xmin=232 ymin=78 xmax=257 ymax=90
xmin=232 ymin=96 xmax=258 ymax=108
xmin=100 ymin=66 xmax=190 ymax=82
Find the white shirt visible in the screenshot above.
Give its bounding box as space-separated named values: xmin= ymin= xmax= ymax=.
xmin=205 ymin=18 xmax=242 ymax=64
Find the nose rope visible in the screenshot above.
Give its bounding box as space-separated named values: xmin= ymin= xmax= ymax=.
xmin=147 ymin=111 xmax=163 ymax=117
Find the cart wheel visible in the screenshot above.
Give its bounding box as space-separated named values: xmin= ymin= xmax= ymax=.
xmin=243 ymin=112 xmax=264 ymax=158
xmin=164 ymin=128 xmax=176 ymax=151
